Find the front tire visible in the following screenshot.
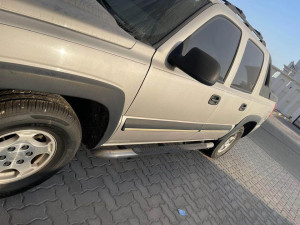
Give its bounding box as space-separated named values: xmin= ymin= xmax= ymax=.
xmin=203 ymin=127 xmax=244 ymax=159
xmin=0 ymin=90 xmax=81 ymax=197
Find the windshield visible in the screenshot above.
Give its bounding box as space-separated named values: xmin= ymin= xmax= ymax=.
xmin=98 ymin=0 xmax=210 ymax=45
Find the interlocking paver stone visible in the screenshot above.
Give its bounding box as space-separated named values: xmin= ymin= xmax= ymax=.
xmin=0 ymin=137 xmax=299 ymax=225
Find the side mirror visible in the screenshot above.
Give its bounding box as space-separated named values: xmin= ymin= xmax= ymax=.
xmin=168 ymin=43 xmax=221 ymax=86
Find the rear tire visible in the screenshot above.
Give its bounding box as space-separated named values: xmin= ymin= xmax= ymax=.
xmin=203 ymin=127 xmax=244 ymax=159
xmin=0 ymin=90 xmax=81 ymax=197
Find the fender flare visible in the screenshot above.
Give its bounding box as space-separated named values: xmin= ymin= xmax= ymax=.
xmin=221 ymin=115 xmax=262 ymax=141
xmin=0 ymin=62 xmax=125 ymax=146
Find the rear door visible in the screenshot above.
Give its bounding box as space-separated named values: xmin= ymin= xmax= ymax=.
xmin=203 ymin=39 xmax=266 ymax=137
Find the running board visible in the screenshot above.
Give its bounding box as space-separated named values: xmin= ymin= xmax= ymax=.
xmin=93 ymin=142 xmax=214 ymax=158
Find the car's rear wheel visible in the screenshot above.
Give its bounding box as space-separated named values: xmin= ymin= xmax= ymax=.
xmin=0 ymin=90 xmax=81 ymax=197
xmin=203 ymin=127 xmax=244 ymax=158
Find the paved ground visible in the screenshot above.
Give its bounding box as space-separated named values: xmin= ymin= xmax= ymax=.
xmin=0 ymin=117 xmax=300 ymax=225
xmin=249 ymin=116 xmax=300 ymax=181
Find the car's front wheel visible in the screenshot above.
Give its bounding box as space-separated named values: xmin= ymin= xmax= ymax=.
xmin=0 ymin=90 xmax=81 ymax=197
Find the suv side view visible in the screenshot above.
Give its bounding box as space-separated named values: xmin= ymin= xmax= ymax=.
xmin=0 ymin=0 xmax=276 ymax=196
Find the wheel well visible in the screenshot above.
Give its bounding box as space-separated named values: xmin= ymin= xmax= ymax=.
xmin=242 ymin=122 xmax=257 ymax=137
xmin=63 ymin=96 xmax=109 ymax=149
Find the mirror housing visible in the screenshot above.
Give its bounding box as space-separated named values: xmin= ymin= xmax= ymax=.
xmin=168 ymin=43 xmax=221 ymax=86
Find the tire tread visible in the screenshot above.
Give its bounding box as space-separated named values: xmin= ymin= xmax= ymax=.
xmin=0 ymin=90 xmax=80 ymax=128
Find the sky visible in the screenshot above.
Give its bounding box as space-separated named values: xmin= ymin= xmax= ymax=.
xmin=229 ymin=0 xmax=300 ymax=68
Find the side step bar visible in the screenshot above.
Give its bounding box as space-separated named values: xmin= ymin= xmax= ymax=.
xmin=93 ymin=142 xmax=214 ymax=158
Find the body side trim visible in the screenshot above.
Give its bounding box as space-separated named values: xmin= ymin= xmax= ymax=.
xmin=122 ymin=118 xmax=232 ymax=132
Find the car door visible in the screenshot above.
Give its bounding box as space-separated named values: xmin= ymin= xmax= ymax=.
xmin=125 ymin=15 xmax=244 ymax=141
xmin=105 ymin=5 xmax=244 ymax=145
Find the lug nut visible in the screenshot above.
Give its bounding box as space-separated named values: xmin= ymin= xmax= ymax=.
xmin=17 ymin=159 xmax=24 ymax=164
xmin=21 ymin=145 xmax=30 ymax=150
xmin=0 ymin=155 xmax=6 ymax=160
xmin=3 ymin=161 xmax=11 ymax=166
xmin=26 ymin=152 xmax=33 ymax=156
xmin=8 ymin=147 xmax=16 ymax=151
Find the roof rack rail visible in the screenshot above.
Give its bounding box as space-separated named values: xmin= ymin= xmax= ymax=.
xmin=221 ymin=0 xmax=266 ymax=46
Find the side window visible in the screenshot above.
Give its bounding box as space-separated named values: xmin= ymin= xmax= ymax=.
xmin=231 ymin=40 xmax=264 ymax=93
xmin=259 ymin=56 xmax=272 ymax=98
xmin=183 ymin=16 xmax=241 ymax=82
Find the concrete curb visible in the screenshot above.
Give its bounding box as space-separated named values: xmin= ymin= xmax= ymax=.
xmin=272 ymin=111 xmax=292 ymax=122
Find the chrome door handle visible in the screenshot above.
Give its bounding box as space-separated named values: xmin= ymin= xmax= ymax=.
xmin=239 ymin=103 xmax=247 ymax=111
xmin=208 ymin=95 xmax=221 ymax=105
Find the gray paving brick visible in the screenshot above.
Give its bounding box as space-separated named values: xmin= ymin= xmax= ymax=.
xmin=118 ymin=181 xmax=137 ymax=193
xmin=86 ymin=165 xmax=107 ymax=178
xmin=146 ymin=194 xmax=164 ymax=208
xmin=111 ymin=206 xmax=134 ymax=223
xmin=94 ymin=202 xmax=114 ymax=225
xmin=103 ymin=175 xmax=119 ymax=195
xmin=9 ymin=205 xmax=47 ymax=225
xmin=115 ymin=192 xmax=134 ymax=207
xmin=3 ymin=193 xmax=24 ymax=210
xmin=98 ymin=188 xmax=117 ymax=211
xmin=86 ymin=217 xmax=101 ymax=225
xmin=160 ymin=204 xmax=177 ymax=224
xmin=66 ymin=206 xmax=95 ymax=224
xmin=29 ymin=219 xmax=52 ymax=225
xmin=148 ymin=183 xmax=162 ymax=195
xmin=128 ymin=218 xmax=140 ymax=225
xmin=80 ymin=176 xmax=105 ymax=191
xmin=63 ymin=172 xmax=82 ymax=195
xmin=147 ymin=207 xmax=163 ymax=222
xmin=74 ymin=190 xmax=99 ymax=206
xmin=131 ymin=203 xmax=149 ymax=225
xmin=55 ymin=185 xmax=76 ymax=211
xmin=70 ymin=160 xmax=87 ymax=180
xmin=0 ymin=207 xmax=10 ymax=225
xmin=173 ymin=196 xmax=188 ymax=209
xmin=134 ymin=180 xmax=151 ymax=197
xmin=23 ymin=188 xmax=56 ymax=206
xmin=44 ymin=201 xmax=68 ymax=225
xmin=132 ymin=191 xmax=149 ymax=210
xmin=123 ymin=161 xmax=138 ymax=171
xmin=33 ymin=173 xmax=64 ymax=190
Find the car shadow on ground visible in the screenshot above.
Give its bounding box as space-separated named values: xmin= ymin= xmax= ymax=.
xmin=0 ymin=142 xmax=294 ymax=225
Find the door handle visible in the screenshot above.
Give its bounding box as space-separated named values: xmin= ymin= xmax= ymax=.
xmin=239 ymin=103 xmax=247 ymax=111
xmin=208 ymin=95 xmax=221 ymax=105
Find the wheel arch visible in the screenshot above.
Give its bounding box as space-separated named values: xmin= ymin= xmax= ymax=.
xmin=221 ymin=115 xmax=262 ymax=141
xmin=241 ymin=121 xmax=258 ymax=137
xmin=0 ymin=62 xmax=125 ymax=148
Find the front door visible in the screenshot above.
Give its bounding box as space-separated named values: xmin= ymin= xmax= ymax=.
xmin=106 ymin=5 xmax=243 ymax=145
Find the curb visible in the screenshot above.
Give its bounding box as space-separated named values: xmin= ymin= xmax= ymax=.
xmin=272 ymin=111 xmax=292 ymax=122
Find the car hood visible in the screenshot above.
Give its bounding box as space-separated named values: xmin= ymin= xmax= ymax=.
xmin=0 ymin=0 xmax=136 ymax=49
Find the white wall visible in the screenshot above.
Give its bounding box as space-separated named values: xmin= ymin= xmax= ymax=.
xmin=270 ymin=64 xmax=300 ymax=122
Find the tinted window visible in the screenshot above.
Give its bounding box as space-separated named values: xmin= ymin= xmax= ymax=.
xmin=231 ymin=41 xmax=264 ymax=92
xmin=99 ymin=0 xmax=210 ymax=45
xmin=183 ymin=17 xmax=241 ymax=81
xmin=259 ymin=56 xmax=272 ymax=98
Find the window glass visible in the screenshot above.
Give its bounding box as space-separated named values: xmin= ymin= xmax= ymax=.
xmin=183 ymin=17 xmax=241 ymax=81
xmin=231 ymin=41 xmax=264 ymax=92
xmin=100 ymin=0 xmax=210 ymax=45
xmin=259 ymin=59 xmax=272 ymax=99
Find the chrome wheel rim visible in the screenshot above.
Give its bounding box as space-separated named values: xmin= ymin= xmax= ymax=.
xmin=0 ymin=129 xmax=56 ymax=184
xmin=218 ymin=133 xmax=238 ymax=154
